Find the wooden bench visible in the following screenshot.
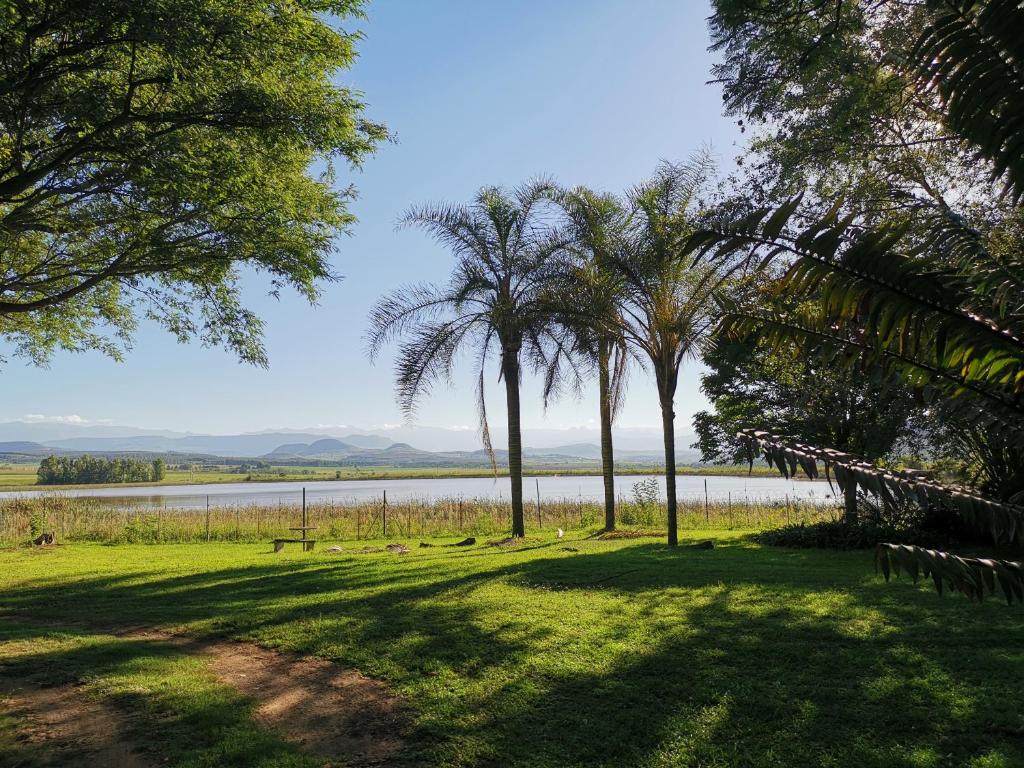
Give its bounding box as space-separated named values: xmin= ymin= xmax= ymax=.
xmin=273 ymin=490 xmax=317 ymax=553
xmin=273 ymin=537 xmax=316 ymax=552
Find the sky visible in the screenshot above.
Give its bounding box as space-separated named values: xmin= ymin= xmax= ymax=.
xmin=0 ymin=0 xmax=743 ymax=438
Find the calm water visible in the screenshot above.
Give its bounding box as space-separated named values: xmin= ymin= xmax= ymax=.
xmin=0 ymin=473 xmax=836 ymax=510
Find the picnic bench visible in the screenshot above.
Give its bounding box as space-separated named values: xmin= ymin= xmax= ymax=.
xmin=273 ymin=526 xmax=318 ymax=552
xmin=273 ymin=488 xmax=317 ymax=552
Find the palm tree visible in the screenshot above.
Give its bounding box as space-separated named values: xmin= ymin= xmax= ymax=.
xmin=366 ymin=182 xmax=566 ymax=538
xmin=614 ymin=157 xmax=722 ymax=546
xmin=549 ymin=187 xmax=631 ymax=531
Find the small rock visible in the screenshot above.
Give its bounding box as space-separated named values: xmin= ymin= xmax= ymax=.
xmin=385 ymin=543 xmax=410 ymax=554
xmin=326 ymin=546 xmax=344 ymax=553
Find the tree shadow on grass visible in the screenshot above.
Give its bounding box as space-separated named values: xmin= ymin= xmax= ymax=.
xmin=0 ymin=622 xmax=327 ymax=768
xmin=2 ymin=541 xmax=1023 ymax=766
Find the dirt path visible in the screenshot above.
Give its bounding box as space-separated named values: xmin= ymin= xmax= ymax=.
xmin=0 ymin=679 xmax=153 ymax=768
xmin=2 ymin=621 xmax=409 ymax=766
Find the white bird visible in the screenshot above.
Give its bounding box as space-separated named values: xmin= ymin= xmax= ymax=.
xmin=556 ymin=528 xmax=564 ymax=538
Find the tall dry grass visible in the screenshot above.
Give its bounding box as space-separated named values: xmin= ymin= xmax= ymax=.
xmin=0 ymin=494 xmax=837 ymax=545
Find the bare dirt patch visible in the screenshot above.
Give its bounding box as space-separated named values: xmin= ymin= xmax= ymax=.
xmin=0 ymin=679 xmax=152 ymax=768
xmin=112 ymin=627 xmax=410 ymax=765
xmin=2 ymin=619 xmax=410 ymax=767
xmin=206 ymin=638 xmax=407 ymax=764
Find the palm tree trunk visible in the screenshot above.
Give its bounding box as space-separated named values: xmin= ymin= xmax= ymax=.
xmin=598 ymin=340 xmax=616 ymax=531
xmin=660 ymin=391 xmax=678 ymax=547
xmin=503 ymin=351 xmax=526 ymax=537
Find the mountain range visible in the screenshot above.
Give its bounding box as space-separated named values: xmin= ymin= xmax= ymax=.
xmin=0 ymin=420 xmax=702 ymax=466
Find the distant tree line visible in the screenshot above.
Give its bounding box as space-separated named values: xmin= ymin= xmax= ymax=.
xmin=37 ymin=456 xmax=165 ymax=485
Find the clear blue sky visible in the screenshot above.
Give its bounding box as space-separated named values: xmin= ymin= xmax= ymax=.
xmin=0 ymin=0 xmax=742 ymax=436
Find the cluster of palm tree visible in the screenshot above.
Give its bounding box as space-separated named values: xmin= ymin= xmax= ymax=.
xmin=366 ymin=155 xmax=725 ymax=546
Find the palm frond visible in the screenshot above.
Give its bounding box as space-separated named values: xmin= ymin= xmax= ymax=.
xmin=876 ymin=543 xmax=1023 ymax=605
xmin=914 ymin=0 xmax=1024 ymax=201
xmin=738 ymin=428 xmax=1024 ymax=545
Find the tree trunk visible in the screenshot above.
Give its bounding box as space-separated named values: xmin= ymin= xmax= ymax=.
xmin=660 ymin=393 xmax=678 ymax=547
xmin=843 ymin=480 xmax=858 ymax=525
xmin=503 ymin=351 xmax=526 ymax=537
xmin=598 ymin=341 xmax=616 ymax=531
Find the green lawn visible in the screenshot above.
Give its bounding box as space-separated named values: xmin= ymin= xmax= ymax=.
xmin=0 ymin=533 xmax=1021 ymax=767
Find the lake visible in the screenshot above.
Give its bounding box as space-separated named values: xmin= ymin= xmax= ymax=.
xmin=0 ymin=473 xmax=837 ymax=510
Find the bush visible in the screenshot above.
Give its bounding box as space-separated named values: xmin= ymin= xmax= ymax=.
xmin=619 ymin=478 xmax=662 ymax=526
xmin=28 ymin=509 xmax=48 ymax=540
xmin=755 ymin=495 xmax=967 ymax=550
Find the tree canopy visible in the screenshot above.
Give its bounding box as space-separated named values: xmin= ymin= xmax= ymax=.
xmin=698 ymin=0 xmax=1024 ymax=601
xmin=0 ymin=0 xmax=387 ymax=366
xmin=693 ymin=286 xmax=924 ymax=467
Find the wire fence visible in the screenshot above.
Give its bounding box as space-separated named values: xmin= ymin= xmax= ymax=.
xmin=0 ymin=492 xmax=840 ymax=546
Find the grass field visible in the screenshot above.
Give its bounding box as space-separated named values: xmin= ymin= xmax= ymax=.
xmin=0 ymin=533 xmax=1021 ymax=767
xmin=0 ymin=462 xmax=782 ymax=492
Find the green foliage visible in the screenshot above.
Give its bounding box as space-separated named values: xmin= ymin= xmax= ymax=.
xmin=693 ymin=282 xmax=924 ymax=465
xmin=27 ymin=508 xmax=47 ymax=540
xmin=695 ymin=0 xmax=1024 ymax=602
xmin=755 ymin=495 xmax=962 ymax=551
xmin=757 ymin=519 xmax=907 ymax=551
xmin=739 ymin=429 xmax=1024 ymax=545
xmin=914 ymin=0 xmax=1024 ymax=201
xmin=876 ymin=543 xmax=1024 ymax=605
xmin=0 ymin=0 xmax=386 ymax=366
xmin=631 ymin=476 xmax=660 ymax=508
xmin=708 ymin=0 xmax=983 ymax=219
xmin=37 ymin=454 xmax=163 ymax=485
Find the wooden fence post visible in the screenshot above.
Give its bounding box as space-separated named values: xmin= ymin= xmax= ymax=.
xmin=382 ymin=490 xmax=387 ymax=538
xmin=704 ymin=479 xmax=709 ymax=524
xmin=535 ymin=478 xmax=542 ymax=529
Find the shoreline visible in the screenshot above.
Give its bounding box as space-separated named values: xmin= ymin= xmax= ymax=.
xmin=0 ymin=463 xmax=799 ymax=493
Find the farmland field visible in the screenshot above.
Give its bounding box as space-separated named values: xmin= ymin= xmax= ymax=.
xmin=0 ymin=532 xmax=1021 ymax=767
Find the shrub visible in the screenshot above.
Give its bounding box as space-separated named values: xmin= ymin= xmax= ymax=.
xmin=756 ymin=495 xmax=966 ymax=550
xmin=28 ymin=508 xmax=48 ymax=540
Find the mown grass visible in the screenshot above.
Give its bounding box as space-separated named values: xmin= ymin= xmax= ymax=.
xmin=0 ymin=533 xmax=1021 ymax=767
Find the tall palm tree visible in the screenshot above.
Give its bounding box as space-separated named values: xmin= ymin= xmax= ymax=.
xmin=614 ymin=157 xmax=722 ymax=546
xmin=366 ymin=182 xmax=566 ymax=538
xmin=549 ymin=188 xmax=631 ymax=531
